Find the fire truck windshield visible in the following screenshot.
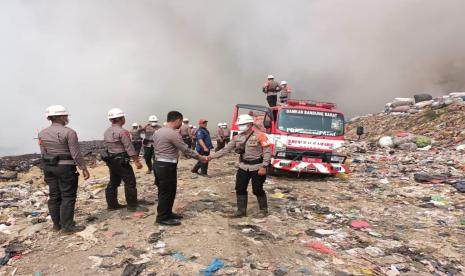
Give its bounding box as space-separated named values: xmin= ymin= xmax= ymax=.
xmin=277 ymin=108 xmax=344 ymax=137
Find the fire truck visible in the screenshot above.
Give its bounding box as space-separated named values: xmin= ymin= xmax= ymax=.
xmin=230 ymin=100 xmax=347 ymax=175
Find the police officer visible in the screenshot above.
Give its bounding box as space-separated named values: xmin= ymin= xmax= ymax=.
xmin=142 ymin=115 xmax=161 ymax=174
xmin=190 ymin=126 xmax=198 ymax=150
xmin=104 ymin=108 xmax=148 ymax=212
xmin=192 ymin=119 xmax=214 ymax=176
xmin=153 ymin=111 xmax=207 ymax=226
xmin=215 ymin=123 xmax=225 ymax=152
xmin=130 ymin=123 xmax=143 ymax=156
xmin=279 ymin=80 xmax=292 ymax=104
xmin=208 ymin=114 xmax=271 ymax=218
xmin=179 ymin=118 xmax=191 ymax=148
xmin=38 ymin=105 xmax=90 ymax=234
xmin=262 ymin=75 xmax=281 ymax=107
xmin=222 ymin=123 xmax=231 ymax=145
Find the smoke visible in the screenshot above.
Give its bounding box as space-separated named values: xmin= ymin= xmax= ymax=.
xmin=1 ymin=0 xmax=465 ymax=155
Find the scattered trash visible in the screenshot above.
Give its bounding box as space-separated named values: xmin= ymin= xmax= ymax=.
xmin=200 ymin=258 xmax=224 ymax=276
xmin=296 ymin=267 xmax=311 ymax=275
xmin=350 ymin=220 xmax=371 ymax=229
xmin=172 ymin=251 xmax=189 ymax=262
xmin=121 ymin=263 xmax=146 ymax=276
xmin=304 ymin=241 xmax=336 ymax=256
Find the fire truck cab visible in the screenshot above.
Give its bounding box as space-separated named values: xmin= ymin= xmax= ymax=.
xmin=230 ymin=100 xmax=347 ymax=175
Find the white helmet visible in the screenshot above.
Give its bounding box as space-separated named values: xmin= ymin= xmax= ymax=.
xmin=132 ymin=123 xmax=139 ymax=127
xmin=267 ymin=75 xmax=274 ymax=79
xmin=163 ymin=122 xmax=167 ymax=126
xmin=193 ymin=126 xmax=197 ymax=129
xmin=189 ymin=124 xmax=193 ymax=128
xmin=183 ymin=118 xmax=189 ymax=122
xmin=107 ymin=108 xmax=125 ymax=119
xmin=148 ymin=115 xmax=158 ymax=122
xmin=222 ymin=123 xmax=228 ymax=127
xmin=217 ymin=123 xmax=222 ymax=127
xmin=281 ymin=80 xmax=287 ymax=85
xmin=237 ymin=114 xmax=254 ymax=125
xmin=45 ymin=105 xmax=69 ymax=118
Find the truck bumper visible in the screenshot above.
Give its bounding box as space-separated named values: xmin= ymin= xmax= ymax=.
xmin=271 ymin=159 xmax=347 ymax=174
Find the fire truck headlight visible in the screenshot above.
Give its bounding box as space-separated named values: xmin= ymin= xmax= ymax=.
xmin=330 ymin=155 xmax=345 ymax=163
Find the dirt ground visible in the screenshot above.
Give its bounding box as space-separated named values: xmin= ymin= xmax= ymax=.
xmin=1 ymin=150 xmax=465 ymax=276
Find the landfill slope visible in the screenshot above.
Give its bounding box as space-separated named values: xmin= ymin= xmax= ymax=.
xmin=1 ymin=147 xmax=464 ymax=275
xmin=346 ymin=103 xmax=465 ymax=148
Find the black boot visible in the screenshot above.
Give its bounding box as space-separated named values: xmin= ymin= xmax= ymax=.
xmin=230 ymin=195 xmax=247 ymax=218
xmin=256 ymin=195 xmax=269 ymax=218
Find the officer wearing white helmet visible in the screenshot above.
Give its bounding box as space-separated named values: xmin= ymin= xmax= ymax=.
xmin=221 ymin=123 xmax=231 ymax=144
xmin=38 ymin=105 xmax=90 ymax=234
xmin=279 ymin=80 xmax=292 ymax=104
xmin=207 ymin=114 xmax=271 ymax=218
xmin=103 ymin=108 xmax=148 ymax=212
xmin=179 ymin=118 xmax=192 ymax=148
xmin=189 ymin=125 xmax=197 ymax=149
xmin=215 ymin=123 xmax=226 ymax=152
xmin=142 ymin=115 xmax=161 ymax=174
xmin=262 ymin=74 xmax=281 ymax=107
xmin=130 ymin=123 xmax=143 ymax=156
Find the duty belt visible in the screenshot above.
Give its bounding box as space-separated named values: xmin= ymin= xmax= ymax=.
xmin=144 ymin=139 xmax=154 ymax=142
xmin=240 ymin=156 xmax=263 ymax=165
xmin=155 ymin=158 xmax=177 ymax=164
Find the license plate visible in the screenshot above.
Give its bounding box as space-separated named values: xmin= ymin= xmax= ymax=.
xmin=302 ymin=157 xmax=322 ymax=163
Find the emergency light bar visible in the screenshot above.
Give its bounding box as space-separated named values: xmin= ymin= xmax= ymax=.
xmin=286 ymin=100 xmax=336 ymax=109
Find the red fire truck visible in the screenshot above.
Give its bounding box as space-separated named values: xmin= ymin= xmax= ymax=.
xmin=230 ymin=100 xmax=347 ymax=175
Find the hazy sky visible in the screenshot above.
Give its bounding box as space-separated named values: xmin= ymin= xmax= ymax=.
xmin=1 ymin=0 xmax=465 ymax=155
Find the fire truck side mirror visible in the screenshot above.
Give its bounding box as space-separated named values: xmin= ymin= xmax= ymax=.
xmin=356 ymin=126 xmax=364 ymax=136
xmin=263 ymin=120 xmax=272 ymax=129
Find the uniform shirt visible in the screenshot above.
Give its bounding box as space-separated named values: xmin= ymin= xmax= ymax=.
xmin=262 ymin=80 xmax=281 ymax=96
xmin=38 ymin=122 xmax=87 ymax=170
xmin=143 ymin=124 xmax=161 ymax=146
xmin=216 ymin=127 xmax=225 ymax=140
xmin=280 ymin=85 xmax=292 ymax=99
xmin=104 ymin=124 xmax=137 ymax=156
xmin=222 ymin=127 xmax=231 ymax=138
xmin=195 ymin=127 xmax=214 ymax=152
xmin=130 ymin=128 xmax=144 ymax=142
xmin=211 ymin=131 xmax=271 ymax=171
xmin=179 ymin=124 xmax=190 ymax=137
xmin=153 ymin=126 xmax=201 ymax=161
xmin=188 ymin=128 xmax=195 ymax=139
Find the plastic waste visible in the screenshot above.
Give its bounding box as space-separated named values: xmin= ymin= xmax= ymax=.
xmin=379 ymin=136 xmax=393 ymax=148
xmin=304 ymin=242 xmax=336 ymax=256
xmin=200 ymin=258 xmax=225 ymax=276
xmin=121 ymin=263 xmax=146 ymax=276
xmin=350 ymin=220 xmax=371 ymax=229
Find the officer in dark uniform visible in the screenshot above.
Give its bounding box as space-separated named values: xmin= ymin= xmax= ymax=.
xmin=38 ymin=105 xmax=90 ymax=234
xmin=103 ymin=108 xmax=148 ymax=212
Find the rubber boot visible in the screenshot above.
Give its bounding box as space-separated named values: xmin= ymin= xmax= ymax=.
xmin=255 ymin=195 xmax=269 ymax=218
xmin=230 ymin=195 xmax=248 ymax=218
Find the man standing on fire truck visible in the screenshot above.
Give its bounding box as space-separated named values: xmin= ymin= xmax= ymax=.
xmin=207 ymin=114 xmax=271 ymax=218
xmin=279 ymin=81 xmax=292 ymax=104
xmin=262 ymin=75 xmax=281 ymax=107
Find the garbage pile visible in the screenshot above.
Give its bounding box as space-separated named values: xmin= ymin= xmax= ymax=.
xmin=384 ymin=92 xmax=465 ymax=114
xmin=0 ymin=141 xmax=105 ymax=180
xmin=346 ymin=99 xmax=465 ymax=149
